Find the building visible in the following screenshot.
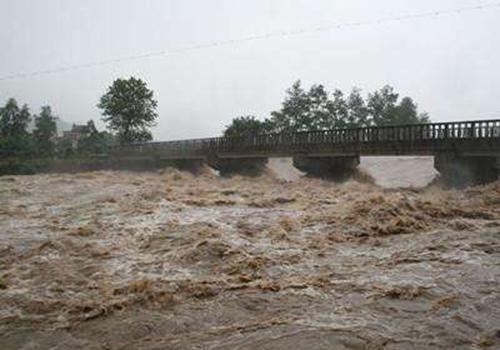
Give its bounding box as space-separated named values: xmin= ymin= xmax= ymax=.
xmin=61 ymin=124 xmax=88 ymax=149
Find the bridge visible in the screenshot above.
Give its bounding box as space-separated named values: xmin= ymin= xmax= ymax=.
xmin=111 ymin=119 xmax=500 ymax=187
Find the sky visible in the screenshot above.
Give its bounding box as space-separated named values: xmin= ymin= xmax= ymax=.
xmin=1 ymin=0 xmax=500 ymax=140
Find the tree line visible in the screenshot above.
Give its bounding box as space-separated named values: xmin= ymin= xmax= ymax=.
xmin=224 ymin=81 xmax=430 ymax=137
xmin=0 ymin=98 xmax=114 ymax=159
xmin=1 ymin=77 xmax=431 ymax=164
xmin=0 ymin=77 xmax=157 ymax=162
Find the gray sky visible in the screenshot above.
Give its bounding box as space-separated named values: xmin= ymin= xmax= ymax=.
xmin=1 ymin=0 xmax=500 ymax=140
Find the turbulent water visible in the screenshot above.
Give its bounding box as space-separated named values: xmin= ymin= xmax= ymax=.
xmin=0 ymin=158 xmax=499 ymax=349
xmin=268 ymin=156 xmax=438 ymax=187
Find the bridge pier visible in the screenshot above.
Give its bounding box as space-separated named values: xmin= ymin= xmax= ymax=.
xmin=497 ymin=158 xmax=500 ymax=181
xmin=434 ymin=153 xmax=499 ymax=187
xmin=208 ymin=156 xmax=268 ymax=177
xmin=293 ymin=155 xmax=360 ymax=180
xmin=157 ymin=158 xmax=206 ymax=174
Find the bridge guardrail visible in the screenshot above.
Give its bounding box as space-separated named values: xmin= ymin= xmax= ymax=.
xmin=110 ymin=119 xmax=500 ymax=157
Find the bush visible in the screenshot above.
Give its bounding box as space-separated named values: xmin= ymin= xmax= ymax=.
xmin=0 ymin=159 xmax=49 ymax=176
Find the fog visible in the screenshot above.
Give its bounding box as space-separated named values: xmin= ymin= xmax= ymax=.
xmin=1 ymin=0 xmax=500 ymax=140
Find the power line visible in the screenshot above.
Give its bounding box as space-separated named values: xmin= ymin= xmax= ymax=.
xmin=1 ymin=2 xmax=500 ymax=82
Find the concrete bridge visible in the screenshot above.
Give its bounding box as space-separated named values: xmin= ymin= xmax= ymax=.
xmin=111 ymin=119 xmax=500 ymax=187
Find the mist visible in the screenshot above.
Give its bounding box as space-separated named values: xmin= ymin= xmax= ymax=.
xmin=1 ymin=0 xmax=500 ymax=140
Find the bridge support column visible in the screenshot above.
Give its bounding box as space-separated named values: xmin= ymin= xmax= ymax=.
xmin=497 ymin=158 xmax=500 ymax=181
xmin=434 ymin=153 xmax=499 ymax=188
xmin=208 ymin=157 xmax=268 ymax=177
xmin=158 ymin=159 xmax=206 ymax=174
xmin=293 ymin=155 xmax=360 ymax=180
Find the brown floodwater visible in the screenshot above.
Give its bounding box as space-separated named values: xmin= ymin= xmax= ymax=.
xmin=0 ymin=164 xmax=499 ymax=349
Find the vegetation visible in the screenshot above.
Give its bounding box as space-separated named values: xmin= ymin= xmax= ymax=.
xmin=77 ymin=120 xmax=115 ymax=155
xmin=223 ymin=116 xmax=272 ymax=137
xmin=0 ymin=98 xmax=116 ymax=175
xmin=0 ymin=98 xmax=35 ymax=157
xmin=225 ymin=81 xmax=430 ymax=136
xmin=55 ymin=120 xmax=116 ymax=158
xmin=1 ymin=77 xmax=431 ymax=175
xmin=33 ymin=106 xmax=58 ymax=156
xmin=98 ymin=77 xmax=158 ymax=145
xmin=0 ymin=77 xmax=159 ymax=175
xmin=0 ymin=77 xmax=160 ymax=175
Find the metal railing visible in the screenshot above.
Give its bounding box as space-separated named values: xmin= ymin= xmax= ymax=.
xmin=111 ymin=119 xmax=500 ymax=157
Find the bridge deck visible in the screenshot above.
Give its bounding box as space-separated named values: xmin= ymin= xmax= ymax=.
xmin=112 ymin=119 xmax=500 ymax=159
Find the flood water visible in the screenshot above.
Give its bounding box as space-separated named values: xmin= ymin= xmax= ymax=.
xmin=0 ymin=158 xmax=499 ymax=349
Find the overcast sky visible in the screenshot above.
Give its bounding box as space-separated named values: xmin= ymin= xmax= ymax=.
xmin=1 ymin=0 xmax=500 ymax=139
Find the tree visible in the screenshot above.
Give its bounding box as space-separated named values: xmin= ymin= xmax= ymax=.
xmin=325 ymin=89 xmax=349 ymax=129
xmin=56 ymin=137 xmax=75 ymax=158
xmin=84 ymin=119 xmax=98 ymax=134
xmin=77 ymin=119 xmax=115 ymax=154
xmin=0 ymin=98 xmax=31 ymax=137
xmin=367 ymin=86 xmax=430 ymax=126
xmin=269 ymin=82 xmax=373 ymax=131
xmin=98 ymin=77 xmax=158 ymax=145
xmin=0 ymin=98 xmax=34 ymax=157
xmin=269 ymin=81 xmax=340 ymax=132
xmin=224 ymin=116 xmax=269 ymax=137
xmin=0 ymin=98 xmax=19 ymax=137
xmin=269 ymin=80 xmax=310 ymax=132
xmin=225 ymin=82 xmax=431 ymax=137
xmin=392 ymin=97 xmax=430 ymax=125
xmin=307 ymin=84 xmax=331 ymax=130
xmin=367 ymin=85 xmax=399 ymax=126
xmin=33 ymin=106 xmax=57 ymax=156
xmin=346 ymin=88 xmax=369 ymax=127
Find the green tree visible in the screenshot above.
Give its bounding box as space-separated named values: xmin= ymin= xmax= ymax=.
xmin=0 ymin=98 xmax=34 ymax=157
xmin=307 ymin=84 xmax=331 ymax=130
xmin=325 ymin=89 xmax=349 ymax=129
xmin=98 ymin=77 xmax=158 ymax=145
xmin=367 ymin=85 xmax=399 ymax=126
xmin=228 ymin=82 xmax=431 ymax=137
xmin=77 ymin=120 xmax=115 ymax=154
xmin=33 ymin=106 xmax=58 ymax=156
xmin=391 ymin=97 xmax=430 ymax=125
xmin=346 ymin=88 xmax=369 ymax=127
xmin=0 ymin=98 xmax=31 ymax=137
xmin=269 ymin=80 xmax=310 ymax=132
xmin=0 ymin=98 xmax=20 ymax=137
xmin=224 ymin=116 xmax=269 ymax=137
xmin=269 ymin=82 xmax=371 ymax=131
xmin=368 ymin=86 xmax=430 ymax=126
xmin=269 ymin=81 xmax=339 ymax=132
xmin=56 ymin=138 xmax=75 ymax=158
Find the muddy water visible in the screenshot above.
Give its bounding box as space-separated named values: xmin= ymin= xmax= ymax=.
xmin=0 ymin=169 xmax=499 ymax=349
xmin=268 ymin=156 xmax=438 ymax=187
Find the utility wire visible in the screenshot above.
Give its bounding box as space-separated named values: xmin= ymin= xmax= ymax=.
xmin=1 ymin=2 xmax=500 ymax=82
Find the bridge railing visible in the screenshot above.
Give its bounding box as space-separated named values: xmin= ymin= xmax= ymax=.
xmin=110 ymin=119 xmax=500 ymax=157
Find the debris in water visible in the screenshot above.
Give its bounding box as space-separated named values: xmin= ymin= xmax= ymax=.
xmin=0 ymin=168 xmax=499 ymax=349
